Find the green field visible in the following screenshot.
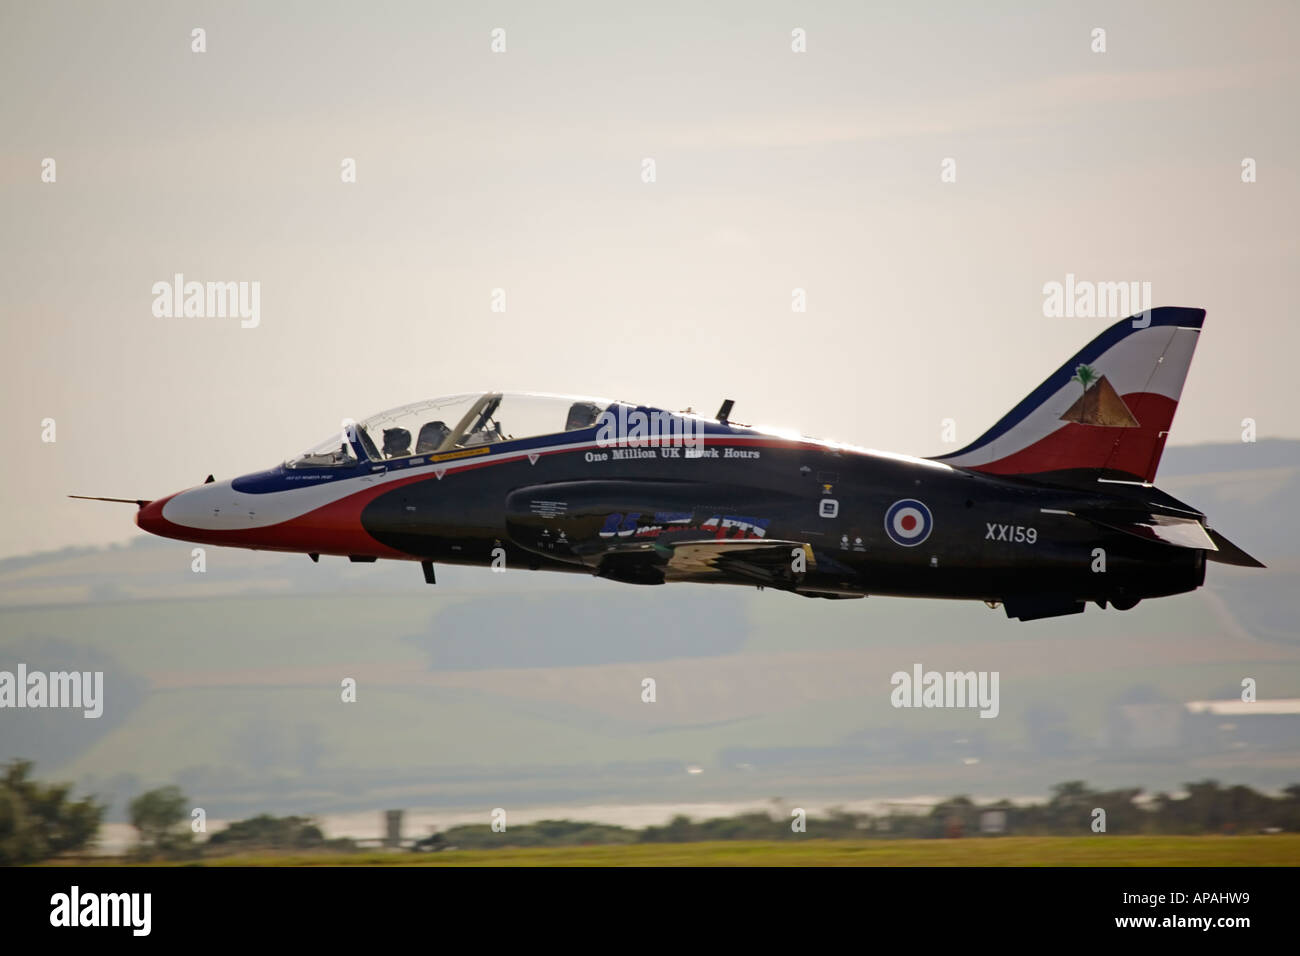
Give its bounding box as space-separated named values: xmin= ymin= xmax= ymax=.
xmin=99 ymin=835 xmax=1300 ymax=867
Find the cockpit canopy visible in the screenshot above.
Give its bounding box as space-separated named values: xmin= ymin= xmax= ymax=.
xmin=286 ymin=392 xmax=614 ymax=469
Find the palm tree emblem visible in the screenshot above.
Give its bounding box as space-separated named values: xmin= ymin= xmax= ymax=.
xmin=1072 ymin=363 xmax=1098 ymax=395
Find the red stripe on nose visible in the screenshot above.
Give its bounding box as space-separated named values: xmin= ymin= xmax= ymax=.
xmin=136 ymin=494 xmax=180 ymax=537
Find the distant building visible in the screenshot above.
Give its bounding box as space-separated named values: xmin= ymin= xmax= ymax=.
xmin=1185 ymin=699 xmax=1300 ymax=715
xmin=383 ymin=809 xmax=404 ymax=849
xmin=1184 ymin=699 xmax=1300 ymax=751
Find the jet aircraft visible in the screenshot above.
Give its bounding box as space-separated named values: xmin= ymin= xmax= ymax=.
xmin=77 ymin=307 xmax=1262 ymax=620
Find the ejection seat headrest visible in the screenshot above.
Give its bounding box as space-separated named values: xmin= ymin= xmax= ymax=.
xmin=565 ymin=402 xmax=602 ymax=431
xmin=382 ymin=427 xmax=412 ymax=457
xmin=416 ymin=421 xmax=451 ymax=454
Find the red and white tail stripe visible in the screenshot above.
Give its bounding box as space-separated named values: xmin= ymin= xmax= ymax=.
xmin=932 ymin=307 xmax=1205 ymax=484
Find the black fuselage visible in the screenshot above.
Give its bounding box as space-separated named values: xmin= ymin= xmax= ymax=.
xmin=355 ymin=430 xmax=1204 ymax=617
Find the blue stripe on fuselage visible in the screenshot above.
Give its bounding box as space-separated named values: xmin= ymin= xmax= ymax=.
xmin=229 ymin=416 xmax=745 ymax=495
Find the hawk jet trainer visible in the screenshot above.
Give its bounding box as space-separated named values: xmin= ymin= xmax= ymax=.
xmin=78 ymin=307 xmax=1262 ymax=620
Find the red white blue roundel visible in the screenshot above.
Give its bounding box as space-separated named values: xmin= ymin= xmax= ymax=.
xmin=885 ymin=499 xmax=933 ymax=547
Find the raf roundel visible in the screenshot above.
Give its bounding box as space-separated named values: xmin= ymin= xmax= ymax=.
xmin=885 ymin=499 xmax=933 ymax=547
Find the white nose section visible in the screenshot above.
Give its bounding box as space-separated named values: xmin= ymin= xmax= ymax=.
xmin=161 ymin=479 xmax=262 ymax=530
xmin=160 ymin=473 xmax=378 ymax=530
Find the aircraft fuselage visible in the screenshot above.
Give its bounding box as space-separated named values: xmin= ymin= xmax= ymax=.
xmin=136 ymin=417 xmax=1205 ymax=620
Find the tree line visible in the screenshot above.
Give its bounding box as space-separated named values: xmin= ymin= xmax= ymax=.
xmin=3 ymin=759 xmax=1299 ymax=863
xmin=431 ymin=781 xmax=1300 ymax=849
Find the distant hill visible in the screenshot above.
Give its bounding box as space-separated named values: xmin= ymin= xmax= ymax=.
xmin=1158 ymin=439 xmax=1300 ymax=477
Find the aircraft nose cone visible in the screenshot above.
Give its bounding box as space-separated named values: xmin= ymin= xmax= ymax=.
xmin=136 ymin=494 xmax=179 ymax=537
xmin=134 ymin=479 xmax=260 ymax=546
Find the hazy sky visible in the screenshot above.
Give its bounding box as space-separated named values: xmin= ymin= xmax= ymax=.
xmin=2 ymin=0 xmax=1297 ymax=558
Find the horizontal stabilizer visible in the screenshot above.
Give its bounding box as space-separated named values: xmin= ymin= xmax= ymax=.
xmin=1204 ymin=528 xmax=1266 ymax=568
xmin=1076 ymin=510 xmax=1217 ymax=551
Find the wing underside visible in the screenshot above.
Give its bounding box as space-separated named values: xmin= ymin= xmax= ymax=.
xmin=584 ymin=536 xmax=862 ymax=598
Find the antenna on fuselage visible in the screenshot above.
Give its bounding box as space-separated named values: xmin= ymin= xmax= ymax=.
xmin=715 ymin=399 xmax=734 ymax=424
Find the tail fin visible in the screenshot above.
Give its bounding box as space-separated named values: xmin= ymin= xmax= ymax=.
xmin=931 ymin=307 xmax=1205 ymax=485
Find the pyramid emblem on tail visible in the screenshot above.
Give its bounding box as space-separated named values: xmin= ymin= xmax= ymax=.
xmin=1059 ymin=365 xmax=1140 ymax=427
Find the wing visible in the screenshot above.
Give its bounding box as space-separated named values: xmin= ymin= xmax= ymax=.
xmin=588 ymin=537 xmax=863 ymax=597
